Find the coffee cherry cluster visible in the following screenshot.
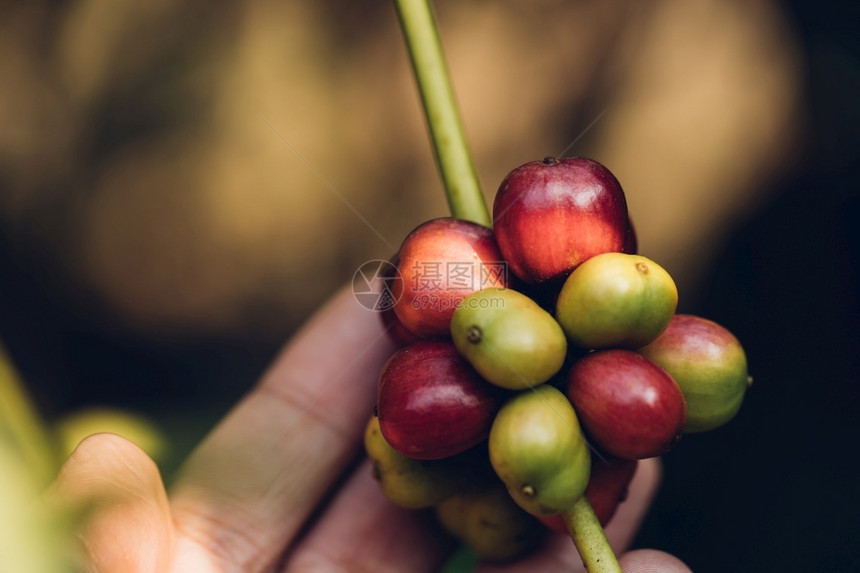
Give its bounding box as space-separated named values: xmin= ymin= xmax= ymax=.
xmin=365 ymin=156 xmax=751 ymax=562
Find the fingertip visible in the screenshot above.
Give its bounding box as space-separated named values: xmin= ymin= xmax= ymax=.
xmin=69 ymin=430 xmax=154 ymax=462
xmin=48 ymin=432 xmax=173 ymax=573
xmin=53 ymin=432 xmax=164 ymax=498
xmin=618 ymin=548 xmax=692 ymax=572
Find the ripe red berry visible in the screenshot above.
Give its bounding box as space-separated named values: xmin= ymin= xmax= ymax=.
xmin=493 ymin=157 xmax=629 ymax=284
xmin=377 ymin=340 xmax=504 ymax=460
xmin=639 ymin=314 xmax=750 ymax=432
xmin=567 ymin=350 xmax=686 ymax=459
xmin=391 ymin=218 xmax=508 ymax=338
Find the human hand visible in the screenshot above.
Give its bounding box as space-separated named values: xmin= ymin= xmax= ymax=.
xmin=47 ymin=286 xmax=691 ymax=572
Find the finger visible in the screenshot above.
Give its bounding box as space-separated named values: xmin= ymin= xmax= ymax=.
xmin=168 ymin=286 xmax=397 ymax=572
xmin=617 ymin=549 xmax=692 ymax=572
xmin=46 ymin=433 xmax=173 ymax=573
xmin=605 ymin=455 xmax=662 ymax=550
xmin=281 ymin=459 xmax=454 ymax=572
xmin=475 ymin=457 xmax=662 ymax=572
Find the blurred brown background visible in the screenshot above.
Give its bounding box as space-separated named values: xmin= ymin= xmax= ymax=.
xmin=0 ymin=0 xmax=801 ymax=406
xmin=1 ymin=1 xmax=857 ymax=571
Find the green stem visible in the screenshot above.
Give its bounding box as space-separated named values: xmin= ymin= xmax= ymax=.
xmin=563 ymin=496 xmax=622 ymax=573
xmin=394 ymin=0 xmax=491 ymax=227
xmin=394 ymin=4 xmax=617 ymax=569
xmin=0 ymin=343 xmax=58 ymax=486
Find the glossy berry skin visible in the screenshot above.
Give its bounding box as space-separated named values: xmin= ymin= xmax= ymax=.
xmin=488 ymin=384 xmax=591 ymax=516
xmin=493 ymin=157 xmax=629 ymax=284
xmin=391 ymin=218 xmax=508 ymax=338
xmin=567 ymin=350 xmax=686 ymax=459
xmin=555 ymin=252 xmax=678 ymax=350
xmin=639 ymin=314 xmax=750 ymax=432
xmin=450 ymin=288 xmax=567 ymax=390
xmin=377 ymin=340 xmax=504 ymax=460
xmin=538 ymin=457 xmax=638 ymax=532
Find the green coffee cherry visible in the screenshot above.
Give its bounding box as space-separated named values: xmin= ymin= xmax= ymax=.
xmin=434 ymin=480 xmax=542 ymax=562
xmin=488 ymin=385 xmax=591 ymax=516
xmin=556 ymin=252 xmax=678 ymax=349
xmin=364 ymin=416 xmax=466 ymax=508
xmin=451 ymin=288 xmax=567 ymax=390
xmin=638 ymin=314 xmax=751 ymax=432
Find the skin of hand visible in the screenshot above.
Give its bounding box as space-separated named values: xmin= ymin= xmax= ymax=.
xmin=45 ymin=286 xmax=691 ymax=573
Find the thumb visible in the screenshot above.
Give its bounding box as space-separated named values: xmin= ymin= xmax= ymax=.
xmin=46 ymin=433 xmax=174 ymax=573
xmin=618 ymin=548 xmax=692 ymax=572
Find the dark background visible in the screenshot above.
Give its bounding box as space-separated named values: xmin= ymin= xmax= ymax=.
xmin=635 ymin=1 xmax=860 ymax=570
xmin=1 ymin=1 xmax=858 ymax=571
